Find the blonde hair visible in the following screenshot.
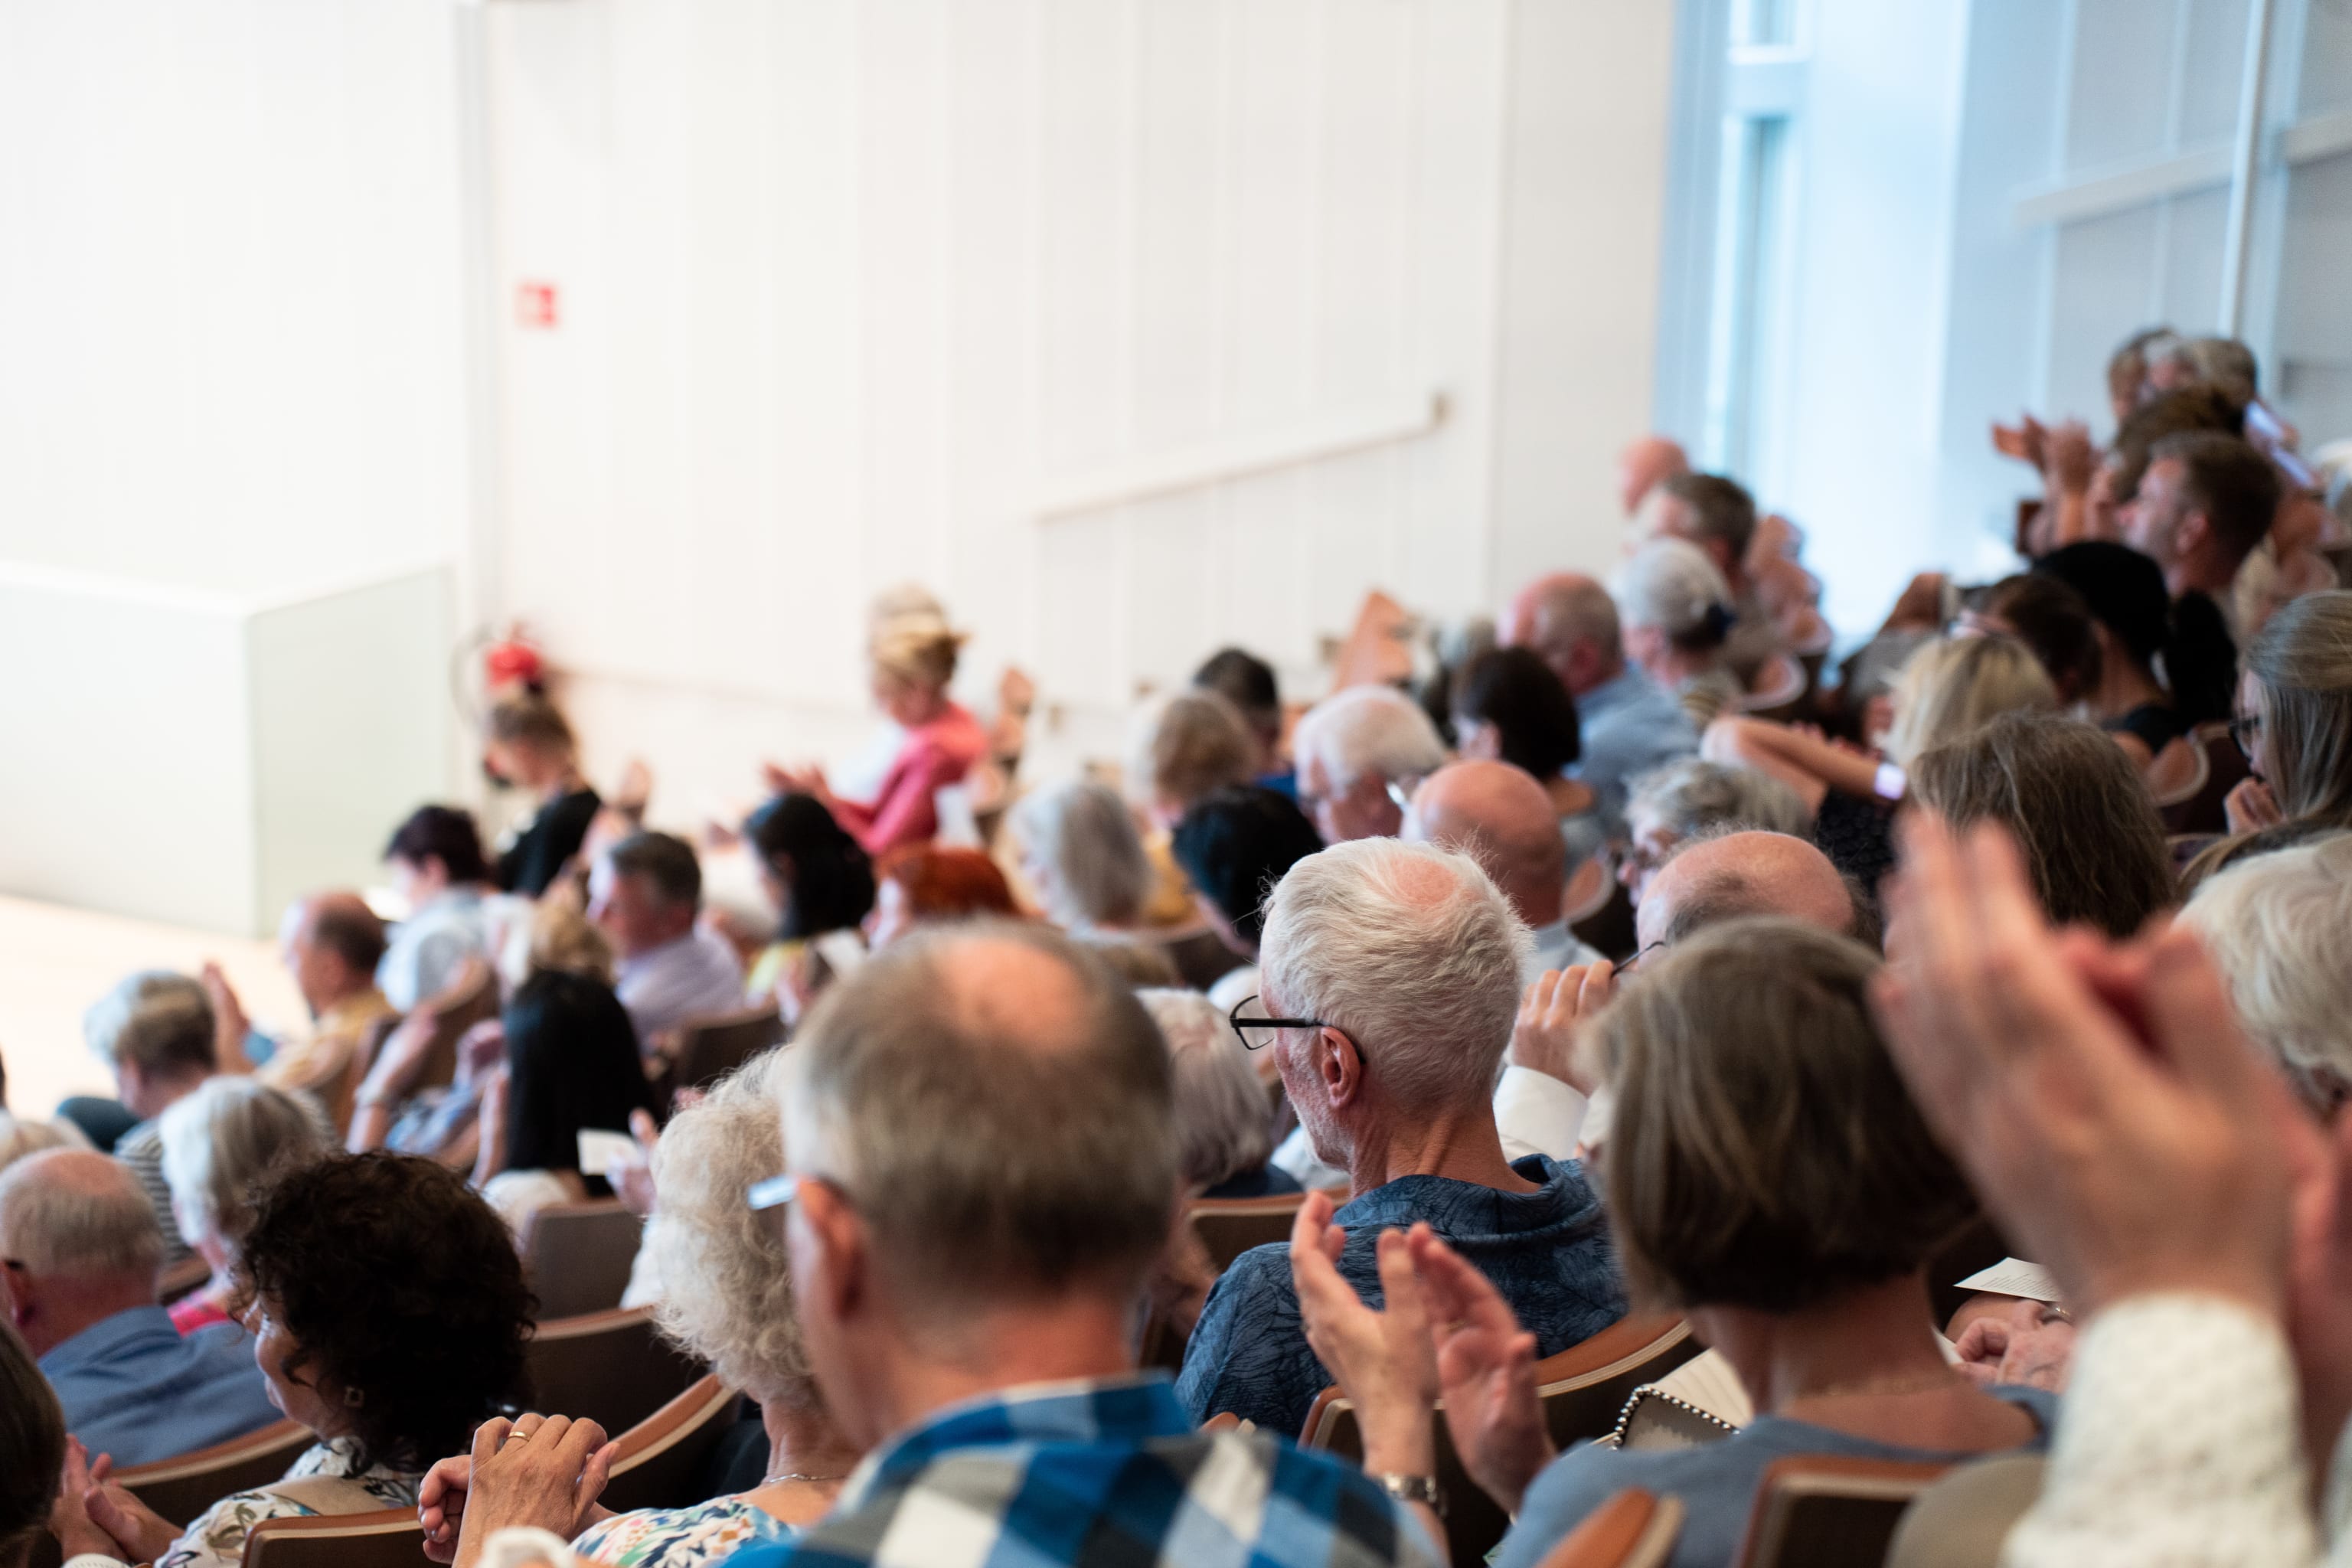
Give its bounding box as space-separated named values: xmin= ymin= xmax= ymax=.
xmin=1126 ymin=691 xmax=1256 ymax=813
xmin=484 ymin=691 xmax=576 ymax=757
xmin=1880 ymin=635 xmax=2056 ymax=769
xmin=870 ymin=616 xmax=965 ymax=694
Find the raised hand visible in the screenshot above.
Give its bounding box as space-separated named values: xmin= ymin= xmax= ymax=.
xmin=1286 ymin=1192 xmax=1436 ymax=1475
xmin=1952 ymin=1298 xmax=2076 ymax=1393
xmin=1510 ymin=966 xmax=1614 ymax=1094
xmin=1408 ymin=1228 xmax=1550 ymax=1514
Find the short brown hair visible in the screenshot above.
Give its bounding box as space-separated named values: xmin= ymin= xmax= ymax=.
xmin=1659 ymin=472 xmax=1759 ymax=563
xmin=1599 ymin=919 xmax=1973 ymax=1314
xmin=0 ymin=1322 xmax=64 ymax=1566
xmin=485 ymin=691 xmax=577 ymax=756
xmin=1908 ymin=712 xmax=2177 ymax=938
xmin=2153 ymin=430 xmax=2282 ymax=565
xmin=1131 ymin=691 xmax=1256 ymax=812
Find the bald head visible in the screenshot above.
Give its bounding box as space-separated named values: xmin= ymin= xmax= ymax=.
xmin=1405 ymin=760 xmax=1567 ymax=928
xmin=1619 ymin=435 xmax=1690 ymax=516
xmin=1636 ymin=831 xmax=1864 ymax=953
xmin=1501 ymin=573 xmax=1623 ymax=697
xmin=284 ymin=890 xmax=387 ymax=1016
xmin=0 ymin=1149 xmax=165 ymax=1354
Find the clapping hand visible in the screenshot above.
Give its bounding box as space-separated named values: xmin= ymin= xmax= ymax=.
xmin=1952 ymin=1298 xmax=2076 ymax=1393
xmin=51 ymin=1438 xmax=179 ymax=1564
xmin=1412 ymin=1230 xmax=1552 ymax=1514
xmin=1287 ymin=1194 xmax=1438 ymax=1477
xmin=1511 ymin=966 xmax=1615 ymax=1095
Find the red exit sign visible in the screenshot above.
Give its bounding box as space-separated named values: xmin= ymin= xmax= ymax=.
xmin=515 ymin=282 xmax=560 ymax=328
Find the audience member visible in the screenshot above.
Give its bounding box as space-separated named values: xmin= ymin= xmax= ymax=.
xmin=1961 ymin=570 xmax=2102 ymax=707
xmin=861 ymin=843 xmax=1021 ymax=950
xmin=484 ymin=692 xmax=601 ymax=898
xmin=1637 ymin=828 xmax=1872 ymax=957
xmin=740 ymin=792 xmax=874 ymax=1003
xmin=1177 ymin=838 xmax=1623 ymax=1436
xmin=422 ymin=1050 xmax=858 ymax=1565
xmin=2122 ymin=429 xmax=2281 ymax=682
xmin=2179 ymin=832 xmax=2352 ymax=1113
xmin=769 ymin=616 xmax=988 ymax=856
xmin=1290 ymin=684 xmax=1448 ymax=844
xmin=1617 ymin=433 xmax=1690 ymax=516
xmin=381 ymin=806 xmax=518 ymax=1011
xmin=1193 ymin=645 xmax=1292 ymax=792
xmin=1452 ymin=645 xmax=1607 ymax=866
xmin=1618 ymin=536 xmax=1743 ymax=729
xmin=0 ymin=1113 xmax=78 ymax=1175
xmin=1169 ymin=784 xmax=1326 ymax=1017
xmin=1285 ymin=921 xmax=2049 ymax=1568
xmin=0 ymin=1148 xmax=277 ymax=1465
xmin=1503 ymin=573 xmax=1699 ymax=826
xmin=1139 ymin=990 xmax=1295 ymax=1200
xmin=156 ymin=1076 xmax=325 ymax=1333
xmin=590 ymin=831 xmax=746 ymax=1051
xmin=51 ymin=1153 xmax=534 ymax=1568
xmin=471 ymin=968 xmax=658 ymax=1236
xmin=1642 ymin=472 xmax=1779 ymax=681
xmin=209 ymin=892 xmax=394 ymax=1129
xmin=1907 ymin=712 xmax=2176 ymax=938
xmin=83 ymin=972 xmax=220 ymax=1266
xmin=2218 ymin=590 xmax=2352 ymax=842
xmin=1 ymin=1315 xmax=64 ymax=1568
xmin=1619 ymin=759 xmax=1811 ymax=904
xmin=1014 ymin=779 xmax=1152 ymax=939
xmin=1125 ymin=688 xmax=1259 ymax=828
xmin=446 ymin=922 xmax=1445 ymax=1568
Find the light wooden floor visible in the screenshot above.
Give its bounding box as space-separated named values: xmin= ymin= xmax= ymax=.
xmin=0 ymin=895 xmax=307 ymax=1122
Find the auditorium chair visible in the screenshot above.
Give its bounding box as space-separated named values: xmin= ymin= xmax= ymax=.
xmin=155 ymin=1254 xmax=214 ymax=1305
xmin=670 ymin=1006 xmax=786 ymax=1094
xmin=1733 ymin=1455 xmax=1951 ymax=1568
xmin=1189 ymin=1191 xmax=1311 ymax=1272
xmin=240 ymin=1508 xmax=422 ymax=1568
xmin=522 ymin=1197 xmax=645 ymax=1320
xmin=1533 ymin=1488 xmax=1685 ymax=1568
xmin=596 ymin=1374 xmax=747 ymax=1514
xmin=1885 ymin=1455 xmax=2046 ymax=1568
xmin=115 ymin=1419 xmax=314 ymax=1530
xmin=1302 ymin=1315 xmax=1701 ymax=1566
xmin=526 ymin=1305 xmax=705 ymax=1439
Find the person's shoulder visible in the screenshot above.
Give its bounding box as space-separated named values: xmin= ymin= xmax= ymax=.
xmin=1504 ymin=1440 xmax=1718 ymax=1565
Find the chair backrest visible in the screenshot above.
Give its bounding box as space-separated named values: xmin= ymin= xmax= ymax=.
xmin=1733 ymin=1455 xmax=1950 ymax=1568
xmin=522 ymin=1198 xmax=646 ymax=1321
xmin=240 ymin=1508 xmax=424 ymax=1568
xmin=596 ymin=1374 xmax=746 ymax=1514
xmin=1302 ymin=1315 xmax=1701 ymax=1567
xmin=1884 ymin=1455 xmax=2047 ymax=1568
xmin=1736 ymin=652 xmax=1811 ymax=718
xmin=671 ymin=1007 xmax=786 ymax=1094
xmin=413 ymin=965 xmax=501 ymax=1092
xmin=1534 ymin=1488 xmax=1686 ymax=1568
xmin=525 ymin=1305 xmax=706 ymax=1439
xmin=116 ymin=1419 xmax=314 ymax=1529
xmin=156 ymin=1254 xmax=214 ymax=1305
xmin=1189 ymin=1192 xmax=1309 ymax=1272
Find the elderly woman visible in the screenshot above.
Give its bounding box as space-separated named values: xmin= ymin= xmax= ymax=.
xmin=1125 ymin=689 xmax=1259 ymax=829
xmin=1619 ymin=759 xmax=1810 ymax=904
xmin=1294 ymin=918 xmax=2053 ymax=1568
xmin=156 ymin=1076 xmax=325 ymax=1333
xmin=1618 ymin=537 xmax=1743 ymax=729
xmin=50 ymin=1153 xmax=533 ymax=1568
xmin=1138 ymin=990 xmax=1292 ymax=1200
xmin=767 ymin=616 xmax=988 ymax=858
xmin=2180 ymin=831 xmax=2352 ymax=1111
xmin=1014 ymin=779 xmax=1155 ymax=940
xmin=420 ymin=1050 xmax=861 ymax=1566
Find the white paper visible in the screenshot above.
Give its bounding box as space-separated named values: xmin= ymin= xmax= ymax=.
xmin=577 ymin=1128 xmax=639 ymax=1178
xmin=1955 ymin=1257 xmax=2062 ymax=1303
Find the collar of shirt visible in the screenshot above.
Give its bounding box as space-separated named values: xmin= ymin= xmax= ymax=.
xmin=1334 ymin=1154 xmax=1590 ymax=1237
xmin=843 ymin=1373 xmax=1191 ymax=1504
xmin=39 ymin=1305 xmax=185 ymax=1377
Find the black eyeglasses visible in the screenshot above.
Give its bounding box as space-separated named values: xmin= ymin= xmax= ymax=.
xmin=1618 ymin=939 xmax=1669 ymax=973
xmin=1227 ymin=995 xmax=1348 ymax=1054
xmin=2229 ymin=710 xmax=2264 ymax=757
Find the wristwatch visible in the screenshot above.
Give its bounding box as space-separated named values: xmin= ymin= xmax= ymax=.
xmin=1372 ymin=1472 xmax=1448 ymax=1518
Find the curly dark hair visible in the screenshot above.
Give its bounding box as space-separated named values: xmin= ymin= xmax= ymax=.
xmin=237 ymin=1153 xmax=534 ymax=1474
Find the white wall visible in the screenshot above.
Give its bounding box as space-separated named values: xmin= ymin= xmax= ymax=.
xmin=0 ymin=0 xmax=471 ymax=601
xmin=478 ymin=0 xmax=1681 ymax=810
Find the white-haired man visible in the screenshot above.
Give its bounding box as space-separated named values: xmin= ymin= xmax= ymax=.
xmin=1290 ymin=684 xmax=1448 ymax=844
xmin=1177 ymin=838 xmax=1625 ymax=1436
xmin=1501 ymin=573 xmax=1697 ymax=827
xmin=441 ymin=922 xmax=1445 ymax=1568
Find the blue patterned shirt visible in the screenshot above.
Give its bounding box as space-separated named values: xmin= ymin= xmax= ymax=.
xmin=720 ymin=1374 xmax=1439 ymax=1568
xmin=1177 ymin=1155 xmax=1626 ymax=1437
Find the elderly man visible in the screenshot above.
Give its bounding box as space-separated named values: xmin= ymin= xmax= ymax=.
xmin=1618 ymin=433 xmax=1690 ymax=517
xmin=83 ymin=972 xmax=220 ymax=1266
xmin=1636 ymin=828 xmax=1872 ymax=955
xmin=205 ymin=893 xmax=397 ymax=1134
xmin=1502 ymin=573 xmax=1697 ymax=827
xmin=444 ymin=923 xmax=1442 ymax=1568
xmin=1290 ymin=684 xmax=1449 ymax=844
xmin=1178 ymin=838 xmax=1624 ymax=1436
xmin=589 ymin=831 xmax=745 ymax=1050
xmin=0 ymin=1149 xmax=278 ymax=1465
xmin=1642 ymin=472 xmax=1779 ymax=683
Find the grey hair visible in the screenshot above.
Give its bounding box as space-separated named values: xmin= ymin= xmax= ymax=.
xmin=1138 ymin=989 xmax=1272 ymax=1191
xmin=1627 ymin=759 xmax=1813 ymax=839
xmin=0 ymin=1151 xmax=165 ymax=1280
xmin=85 ymin=972 xmax=215 ymax=1078
xmin=1292 ymin=686 xmax=1448 ymax=795
xmin=1616 ymin=537 xmax=1732 ymax=639
xmin=779 ymin=921 xmax=1178 ymax=1315
xmin=645 ymin=1048 xmax=816 ymax=1409
xmin=0 ymin=1116 xmax=82 ymax=1176
xmin=2180 ymin=833 xmax=2352 ymax=1094
xmin=1015 ymin=779 xmax=1154 ymax=930
xmin=156 ymin=1076 xmax=325 ymax=1251
xmin=1259 ymin=838 xmax=1530 ymax=1109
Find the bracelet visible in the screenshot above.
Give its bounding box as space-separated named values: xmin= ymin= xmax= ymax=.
xmin=1372 ymin=1472 xmax=1447 ymax=1519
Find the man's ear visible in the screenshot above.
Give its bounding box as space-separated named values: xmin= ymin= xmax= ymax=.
xmin=2178 ymin=509 xmax=2214 ymax=559
xmin=796 ymin=1182 xmax=869 ymax=1327
xmin=1321 ymin=1027 xmax=1365 ymax=1110
xmin=2 ymin=1260 xmax=35 ymax=1328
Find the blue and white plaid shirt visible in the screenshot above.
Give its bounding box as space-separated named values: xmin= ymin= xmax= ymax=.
xmin=721 ymin=1373 xmax=1442 ymax=1568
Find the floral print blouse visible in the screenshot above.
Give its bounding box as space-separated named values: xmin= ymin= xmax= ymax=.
xmin=570 ymin=1495 xmax=797 ymax=1566
xmin=156 ymin=1441 xmax=420 ymax=1568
